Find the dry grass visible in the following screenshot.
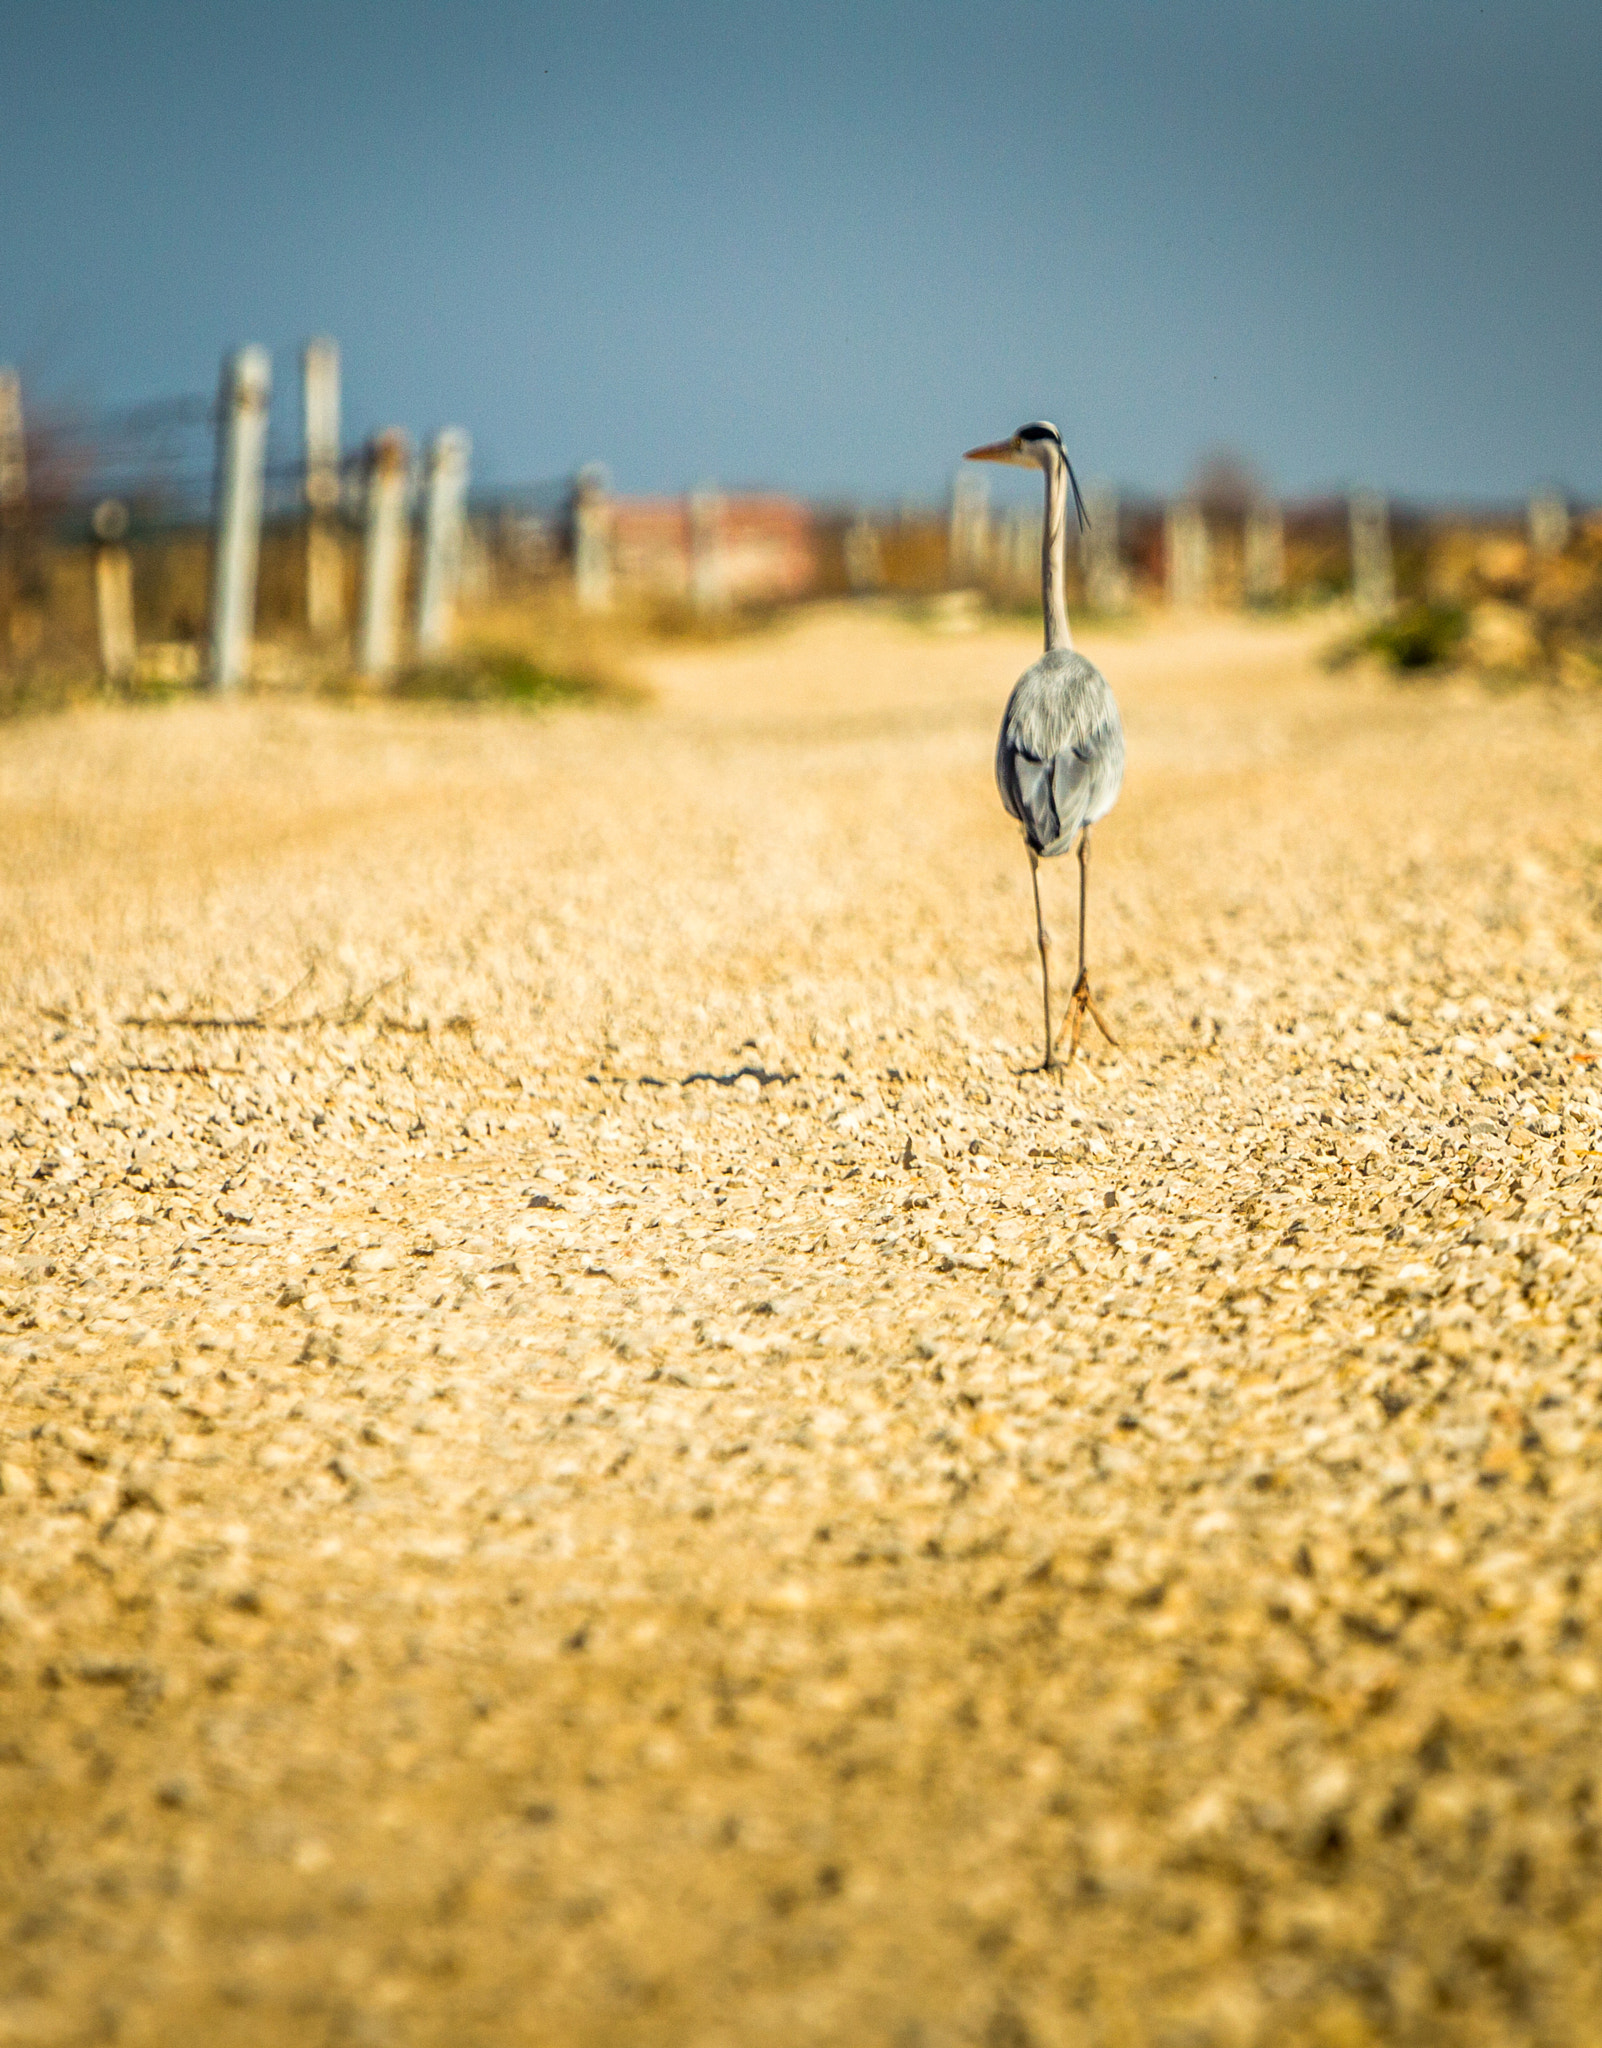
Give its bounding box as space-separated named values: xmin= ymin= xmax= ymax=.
xmin=2 ymin=607 xmax=1601 ymax=2046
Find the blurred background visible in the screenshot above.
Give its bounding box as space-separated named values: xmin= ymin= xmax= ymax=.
xmin=2 ymin=0 xmax=1599 ymax=699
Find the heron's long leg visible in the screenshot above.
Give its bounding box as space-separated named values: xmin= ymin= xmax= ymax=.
xmin=1029 ymin=850 xmax=1055 ymax=1072
xmin=1063 ymin=828 xmax=1119 ymax=1062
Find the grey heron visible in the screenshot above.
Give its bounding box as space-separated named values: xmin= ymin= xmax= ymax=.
xmin=965 ymin=421 xmax=1125 ymax=1069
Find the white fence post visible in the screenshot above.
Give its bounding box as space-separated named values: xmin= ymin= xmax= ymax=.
xmin=1007 ymin=507 xmax=1041 ymax=596
xmin=1528 ymin=490 xmax=1570 ymax=557
xmin=1082 ymin=483 xmax=1129 ymax=612
xmin=1244 ymin=499 xmax=1285 ymax=604
xmin=416 ymin=428 xmax=471 ymax=656
xmin=689 ymin=484 xmax=725 ymax=612
xmin=1349 ymin=491 xmax=1394 ymax=616
xmin=358 ymin=429 xmax=411 ymax=678
xmin=842 ymin=514 xmax=882 ymax=592
xmin=209 ymin=345 xmax=271 ymax=690
xmin=0 ymin=370 xmax=25 ymax=513
xmin=92 ymin=500 xmax=137 ymax=682
xmin=0 ymin=369 xmax=25 ymax=656
xmin=1165 ymin=502 xmax=1209 ymax=608
xmin=573 ymin=463 xmax=612 ymax=610
xmin=949 ymin=468 xmax=990 ymax=583
xmin=303 ymin=337 xmax=344 ymax=636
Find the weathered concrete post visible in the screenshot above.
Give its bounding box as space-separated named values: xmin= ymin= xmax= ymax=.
xmin=573 ymin=463 xmax=612 ymax=611
xmin=1082 ymin=483 xmax=1129 ymax=612
xmin=0 ymin=370 xmax=25 ymax=513
xmin=1349 ymin=491 xmax=1395 ymax=616
xmin=0 ymin=369 xmax=25 ymax=651
xmin=209 ymin=345 xmax=271 ymax=690
xmin=303 ymin=337 xmax=344 ymax=637
xmin=842 ymin=513 xmax=882 ymax=592
xmin=92 ymin=500 xmax=137 ymax=683
xmin=416 ymin=429 xmax=471 ymax=656
xmin=1007 ymin=507 xmax=1041 ymax=597
xmin=1528 ymin=490 xmax=1570 ymax=557
xmin=949 ymin=468 xmax=990 ymax=583
xmin=357 ymin=429 xmax=411 ymax=679
xmin=1244 ymin=499 xmax=1286 ymax=604
xmin=688 ymin=484 xmax=725 ymax=613
xmin=1165 ymin=501 xmax=1209 ymax=608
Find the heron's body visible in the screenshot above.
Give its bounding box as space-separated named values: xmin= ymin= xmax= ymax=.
xmin=965 ymin=417 xmax=1124 ymax=1067
xmin=995 ymin=646 xmax=1124 ymax=860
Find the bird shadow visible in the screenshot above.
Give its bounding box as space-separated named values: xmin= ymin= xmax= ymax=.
xmin=586 ymin=1064 xmax=798 ymax=1090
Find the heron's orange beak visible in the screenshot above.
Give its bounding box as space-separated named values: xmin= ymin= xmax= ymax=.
xmin=963 ymin=437 xmax=1021 ymax=464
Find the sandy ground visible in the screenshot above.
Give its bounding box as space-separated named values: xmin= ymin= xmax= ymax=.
xmin=2 ymin=605 xmax=1602 ymax=2048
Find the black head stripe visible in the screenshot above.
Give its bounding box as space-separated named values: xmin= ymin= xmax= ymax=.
xmin=1017 ymin=422 xmax=1088 ymax=529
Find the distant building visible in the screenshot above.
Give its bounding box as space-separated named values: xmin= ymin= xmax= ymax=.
xmin=608 ymin=494 xmax=819 ymax=604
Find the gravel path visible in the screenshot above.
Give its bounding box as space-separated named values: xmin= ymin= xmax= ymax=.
xmin=3 ymin=608 xmax=1601 ymax=2047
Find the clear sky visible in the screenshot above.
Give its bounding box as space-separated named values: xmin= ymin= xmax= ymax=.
xmin=3 ymin=1 xmax=1598 ymax=503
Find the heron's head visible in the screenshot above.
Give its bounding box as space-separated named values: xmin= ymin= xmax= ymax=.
xmin=964 ymin=421 xmax=1062 ymax=470
xmin=964 ymin=422 xmax=1089 ymax=529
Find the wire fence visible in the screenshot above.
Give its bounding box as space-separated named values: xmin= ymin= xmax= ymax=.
xmin=1 ymin=348 xmax=1596 ymax=700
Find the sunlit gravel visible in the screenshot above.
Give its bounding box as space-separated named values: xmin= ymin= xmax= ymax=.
xmin=3 ymin=609 xmax=1601 ymax=2046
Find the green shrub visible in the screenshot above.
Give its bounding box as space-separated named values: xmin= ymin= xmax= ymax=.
xmin=1364 ymin=603 xmax=1468 ymax=671
xmin=391 ymin=649 xmax=625 ymax=707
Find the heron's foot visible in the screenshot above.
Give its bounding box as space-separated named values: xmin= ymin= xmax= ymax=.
xmin=1061 ymin=971 xmax=1119 ymax=1063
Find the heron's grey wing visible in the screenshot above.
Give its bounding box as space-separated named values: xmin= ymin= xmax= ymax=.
xmin=1084 ymin=716 xmax=1126 ymax=827
xmin=1040 ymin=745 xmax=1098 ymax=856
xmin=1056 ymin=716 xmax=1124 ymax=837
xmin=995 ymin=726 xmax=1061 ymax=852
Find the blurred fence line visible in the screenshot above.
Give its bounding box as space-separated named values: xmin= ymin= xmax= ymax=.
xmin=0 ymin=344 xmax=1597 ymax=699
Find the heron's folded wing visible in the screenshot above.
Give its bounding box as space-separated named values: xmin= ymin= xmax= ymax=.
xmin=997 ymin=739 xmax=1060 ymax=852
xmin=1047 ymin=745 xmax=1097 ymax=848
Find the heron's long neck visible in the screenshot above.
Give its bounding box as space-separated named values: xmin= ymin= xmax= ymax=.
xmin=1041 ymin=452 xmax=1073 ymax=651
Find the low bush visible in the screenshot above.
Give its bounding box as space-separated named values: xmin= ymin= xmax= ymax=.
xmin=390 ymin=648 xmax=632 ymax=707
xmin=1328 ymin=602 xmax=1468 ymax=675
xmin=1365 ymin=602 xmax=1469 ymax=671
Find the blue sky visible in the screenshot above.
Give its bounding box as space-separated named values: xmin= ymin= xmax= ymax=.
xmin=3 ymin=1 xmax=1598 ymax=501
